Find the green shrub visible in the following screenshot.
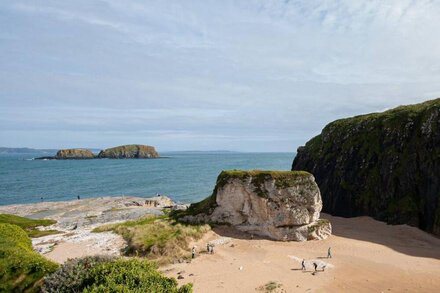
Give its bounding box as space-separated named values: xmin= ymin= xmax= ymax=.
xmin=43 ymin=257 xmax=192 ymax=293
xmin=0 ymin=223 xmax=58 ymax=292
xmin=42 ymin=255 xmax=114 ymax=293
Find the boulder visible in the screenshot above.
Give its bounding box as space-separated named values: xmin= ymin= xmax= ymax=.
xmin=98 ymin=144 xmax=159 ymax=159
xmin=292 ymin=98 xmax=440 ymax=236
xmin=143 ymin=196 xmax=174 ymax=208
xmin=54 ymin=149 xmax=95 ymax=159
xmin=182 ymin=170 xmax=331 ymax=241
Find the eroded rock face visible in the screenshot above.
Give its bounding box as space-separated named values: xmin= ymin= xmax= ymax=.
xmin=292 ymin=98 xmax=440 ymax=236
xmin=55 ymin=149 xmax=95 ymax=159
xmin=183 ymin=170 xmax=331 ymax=241
xmin=98 ymin=144 xmax=159 ymax=159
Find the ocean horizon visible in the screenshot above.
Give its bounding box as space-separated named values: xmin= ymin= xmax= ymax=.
xmin=0 ymin=151 xmax=295 ymax=206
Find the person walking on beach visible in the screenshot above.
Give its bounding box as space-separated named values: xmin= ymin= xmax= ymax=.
xmin=301 ymin=259 xmax=306 ymax=271
xmin=192 ymin=246 xmax=196 ymax=259
xmin=327 ymin=247 xmax=332 ymax=258
xmin=313 ymin=262 xmax=318 ymax=272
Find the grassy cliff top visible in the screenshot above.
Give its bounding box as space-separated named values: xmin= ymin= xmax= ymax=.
xmin=216 ymin=170 xmax=313 ymax=197
xmin=103 ymin=144 xmax=156 ymax=152
xmin=0 ymin=213 xmax=56 ymax=228
xmin=218 ymin=170 xmax=311 ymax=177
xmin=0 ymin=214 xmax=61 ymax=238
xmin=301 ymin=98 xmax=440 ymax=156
xmin=326 ymin=97 xmax=440 ymax=130
xmin=99 ymin=144 xmax=159 ymax=158
xmin=217 ymin=170 xmax=311 ymax=183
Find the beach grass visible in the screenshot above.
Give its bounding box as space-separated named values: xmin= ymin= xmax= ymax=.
xmin=93 ymin=215 xmax=210 ymax=264
xmin=0 ymin=213 xmax=62 ymax=238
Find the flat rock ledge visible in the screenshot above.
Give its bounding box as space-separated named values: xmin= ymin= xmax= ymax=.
xmin=181 ymin=170 xmax=332 ymax=241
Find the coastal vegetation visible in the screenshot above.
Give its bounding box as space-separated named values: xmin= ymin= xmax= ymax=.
xmin=93 ymin=215 xmax=210 ymax=264
xmin=0 ymin=214 xmax=62 ymax=238
xmin=215 ymin=170 xmax=312 ymax=198
xmin=0 ymin=223 xmax=58 ymax=292
xmin=43 ymin=256 xmax=192 ymax=293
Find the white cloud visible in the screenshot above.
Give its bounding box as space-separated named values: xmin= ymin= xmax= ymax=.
xmin=0 ymin=0 xmax=439 ymax=151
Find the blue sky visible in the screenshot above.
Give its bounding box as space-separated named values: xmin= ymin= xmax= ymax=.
xmin=1 ymin=0 xmax=439 ymax=151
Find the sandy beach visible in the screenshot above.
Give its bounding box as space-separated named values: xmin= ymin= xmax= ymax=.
xmin=162 ymin=214 xmax=440 ymax=292
xmin=2 ymin=198 xmax=439 ymax=292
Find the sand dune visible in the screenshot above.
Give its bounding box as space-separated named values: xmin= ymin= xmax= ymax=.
xmin=162 ymin=214 xmax=440 ymax=292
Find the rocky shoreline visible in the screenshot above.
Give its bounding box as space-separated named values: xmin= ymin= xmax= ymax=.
xmin=0 ymin=196 xmax=181 ymax=263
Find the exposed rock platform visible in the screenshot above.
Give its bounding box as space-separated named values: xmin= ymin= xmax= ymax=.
xmin=0 ymin=195 xmax=174 ymax=262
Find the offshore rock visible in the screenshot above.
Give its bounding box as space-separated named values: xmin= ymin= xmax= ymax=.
xmin=292 ymin=98 xmax=440 ymax=236
xmin=181 ymin=170 xmax=331 ymax=241
xmin=54 ymin=149 xmax=95 ymax=159
xmin=98 ymin=144 xmax=159 ymax=159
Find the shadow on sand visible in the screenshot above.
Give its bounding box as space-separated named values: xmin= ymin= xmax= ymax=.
xmin=209 ymin=214 xmax=440 ymax=260
xmin=323 ymin=213 xmax=440 ymax=260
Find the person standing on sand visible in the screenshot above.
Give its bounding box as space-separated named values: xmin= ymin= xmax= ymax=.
xmin=192 ymin=246 xmax=196 ymax=259
xmin=313 ymin=262 xmax=318 ymax=272
xmin=327 ymin=247 xmax=332 ymax=258
xmin=206 ymin=243 xmax=210 ymax=253
xmin=210 ymin=244 xmax=214 ymax=254
xmin=302 ymin=259 xmax=306 ymax=270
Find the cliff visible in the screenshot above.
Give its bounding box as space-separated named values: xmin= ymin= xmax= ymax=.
xmin=292 ymin=98 xmax=440 ymax=236
xmin=55 ymin=149 xmax=95 ymax=159
xmin=97 ymin=144 xmax=159 ymax=159
xmin=181 ymin=170 xmax=332 ymax=241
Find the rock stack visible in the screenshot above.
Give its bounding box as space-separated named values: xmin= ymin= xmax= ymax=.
xmin=182 ymin=170 xmax=332 ymax=241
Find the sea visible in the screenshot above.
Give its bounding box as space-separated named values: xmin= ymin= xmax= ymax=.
xmin=0 ymin=152 xmax=295 ymax=206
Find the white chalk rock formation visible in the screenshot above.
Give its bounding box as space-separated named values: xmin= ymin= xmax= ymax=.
xmin=183 ymin=170 xmax=331 ymax=241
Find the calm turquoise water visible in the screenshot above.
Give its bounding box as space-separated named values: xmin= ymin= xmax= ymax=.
xmin=0 ymin=152 xmax=294 ymax=205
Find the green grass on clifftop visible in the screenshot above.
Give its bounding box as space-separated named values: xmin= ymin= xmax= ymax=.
xmin=0 ymin=223 xmax=58 ymax=292
xmin=216 ymin=170 xmax=312 ymax=198
xmin=0 ymin=214 xmax=62 ymax=238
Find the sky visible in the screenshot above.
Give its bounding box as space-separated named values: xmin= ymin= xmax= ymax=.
xmin=1 ymin=0 xmax=440 ymax=152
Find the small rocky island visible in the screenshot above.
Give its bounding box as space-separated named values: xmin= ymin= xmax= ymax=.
xmin=292 ymin=98 xmax=440 ymax=236
xmin=35 ymin=144 xmax=159 ymax=160
xmin=55 ymin=149 xmax=95 ymax=159
xmin=98 ymin=144 xmax=159 ymax=159
xmin=180 ymin=170 xmax=332 ymax=241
